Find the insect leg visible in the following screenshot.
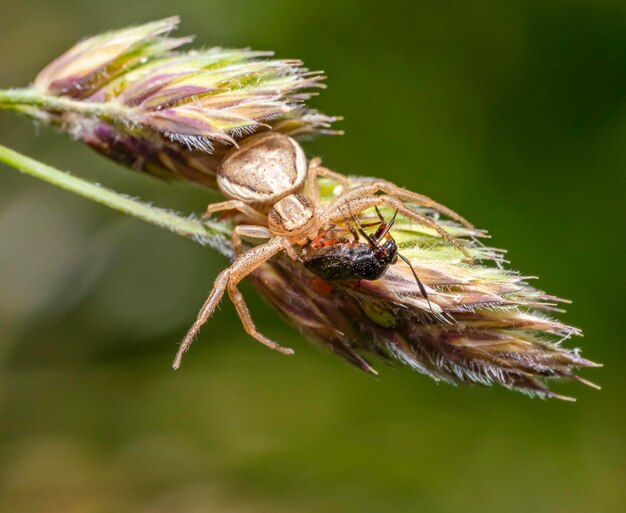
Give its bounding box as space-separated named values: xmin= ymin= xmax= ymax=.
xmin=348 ymin=209 xmax=386 ymax=245
xmin=309 ymin=224 xmax=338 ymax=250
xmin=371 ymin=208 xmax=399 ymax=244
xmin=346 ymin=221 xmax=360 ymax=241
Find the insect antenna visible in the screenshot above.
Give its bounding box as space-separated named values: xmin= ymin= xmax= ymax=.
xmin=353 ymin=216 xmax=379 ymax=249
xmin=345 ymin=203 xmax=377 ymax=247
xmin=344 ymin=205 xmax=384 ymax=249
xmin=373 ymin=207 xmax=398 ymax=244
xmin=397 ymin=252 xmax=434 ymax=314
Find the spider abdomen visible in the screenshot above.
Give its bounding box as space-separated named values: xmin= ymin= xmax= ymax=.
xmin=217 ymin=133 xmax=307 ymax=210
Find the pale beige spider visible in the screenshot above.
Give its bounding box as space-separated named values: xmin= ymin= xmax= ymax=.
xmin=172 ymin=132 xmax=473 ymax=368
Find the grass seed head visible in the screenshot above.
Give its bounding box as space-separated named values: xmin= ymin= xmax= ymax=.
xmin=10 ymin=18 xmax=598 ymax=399
xmin=31 ymin=17 xmax=339 ymax=187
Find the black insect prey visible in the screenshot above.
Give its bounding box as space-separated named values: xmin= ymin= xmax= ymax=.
xmin=301 ymin=207 xmax=432 ymax=308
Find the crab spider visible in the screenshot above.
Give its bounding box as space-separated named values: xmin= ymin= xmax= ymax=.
xmin=173 ymin=132 xmax=471 ymax=368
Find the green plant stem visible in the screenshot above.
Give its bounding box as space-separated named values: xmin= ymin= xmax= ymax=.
xmin=0 ymin=143 xmax=232 ymax=249
xmin=0 ymin=88 xmax=128 ymax=123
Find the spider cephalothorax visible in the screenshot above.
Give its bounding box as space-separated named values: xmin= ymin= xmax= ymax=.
xmin=173 ymin=132 xmax=471 ymax=368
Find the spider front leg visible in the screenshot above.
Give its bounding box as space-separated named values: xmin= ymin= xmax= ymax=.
xmin=323 ymin=195 xmax=472 ymax=260
xmin=328 ymin=180 xmax=473 ymax=229
xmin=172 ymin=236 xmax=299 ymax=369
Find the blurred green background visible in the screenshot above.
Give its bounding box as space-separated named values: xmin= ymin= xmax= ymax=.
xmin=0 ymin=1 xmax=624 ymax=512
